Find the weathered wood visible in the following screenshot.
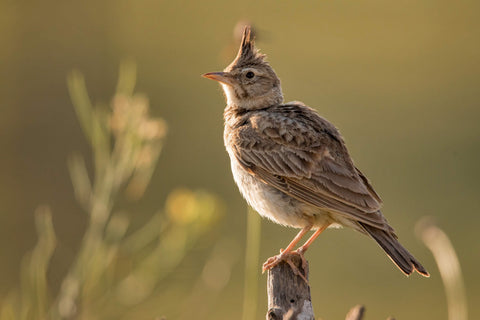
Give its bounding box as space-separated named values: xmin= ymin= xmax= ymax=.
xmin=266 ymin=254 xmax=314 ymax=320
xmin=266 ymin=255 xmax=395 ymax=320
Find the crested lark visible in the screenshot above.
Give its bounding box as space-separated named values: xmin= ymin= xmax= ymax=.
xmin=203 ymin=26 xmax=429 ymax=278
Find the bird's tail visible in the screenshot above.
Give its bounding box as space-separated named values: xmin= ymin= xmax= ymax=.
xmin=359 ymin=222 xmax=430 ymax=277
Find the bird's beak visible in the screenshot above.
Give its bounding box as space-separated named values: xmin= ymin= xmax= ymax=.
xmin=202 ymin=72 xmax=233 ymax=86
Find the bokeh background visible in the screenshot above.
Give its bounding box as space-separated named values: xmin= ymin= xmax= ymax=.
xmin=1 ymin=0 xmax=479 ymax=319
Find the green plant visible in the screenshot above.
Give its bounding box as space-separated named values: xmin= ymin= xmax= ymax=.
xmin=0 ymin=62 xmax=223 ymax=320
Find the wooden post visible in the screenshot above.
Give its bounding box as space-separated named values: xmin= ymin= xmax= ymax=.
xmin=266 ymin=255 xmax=371 ymax=320
xmin=266 ymin=254 xmax=314 ymax=320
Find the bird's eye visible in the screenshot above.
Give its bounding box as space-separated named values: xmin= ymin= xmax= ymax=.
xmin=245 ymin=71 xmax=255 ymax=79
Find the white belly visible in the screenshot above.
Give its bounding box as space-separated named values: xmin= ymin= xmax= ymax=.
xmin=228 ymin=152 xmax=332 ymax=229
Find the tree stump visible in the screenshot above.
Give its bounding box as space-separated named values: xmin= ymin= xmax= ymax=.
xmin=266 ymin=254 xmax=314 ymax=320
xmin=266 ymin=255 xmax=371 ymax=320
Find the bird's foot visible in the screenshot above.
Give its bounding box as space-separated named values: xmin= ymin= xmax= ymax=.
xmin=294 ymin=246 xmax=309 ymax=272
xmin=262 ymin=248 xmax=309 ymax=283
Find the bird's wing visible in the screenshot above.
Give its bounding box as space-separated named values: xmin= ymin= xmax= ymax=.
xmin=230 ymin=103 xmax=387 ymax=229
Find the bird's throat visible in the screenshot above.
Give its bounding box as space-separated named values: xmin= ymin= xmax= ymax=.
xmin=221 ymin=84 xmax=283 ymax=111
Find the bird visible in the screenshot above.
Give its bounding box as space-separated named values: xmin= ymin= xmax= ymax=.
xmin=203 ymin=25 xmax=429 ymax=279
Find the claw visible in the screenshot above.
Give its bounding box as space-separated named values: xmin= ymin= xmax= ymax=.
xmin=296 ymin=247 xmax=308 ymax=271
xmin=262 ymin=250 xmax=309 ymax=283
xmin=262 ymin=255 xmax=280 ymax=272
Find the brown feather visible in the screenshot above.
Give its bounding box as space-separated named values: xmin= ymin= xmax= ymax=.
xmin=360 ymin=222 xmax=429 ymax=277
xmin=228 ymin=102 xmax=385 ymax=224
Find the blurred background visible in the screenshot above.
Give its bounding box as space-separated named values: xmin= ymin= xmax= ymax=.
xmin=1 ymin=0 xmax=479 ymax=319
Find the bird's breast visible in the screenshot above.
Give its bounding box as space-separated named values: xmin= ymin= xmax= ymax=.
xmin=225 ymin=144 xmax=316 ymax=228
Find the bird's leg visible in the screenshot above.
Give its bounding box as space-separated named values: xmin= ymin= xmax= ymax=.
xmin=262 ymin=224 xmax=312 ymax=274
xmin=294 ymin=223 xmax=331 ymax=271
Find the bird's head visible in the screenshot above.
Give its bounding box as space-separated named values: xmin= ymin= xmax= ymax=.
xmin=203 ymin=26 xmax=283 ymax=110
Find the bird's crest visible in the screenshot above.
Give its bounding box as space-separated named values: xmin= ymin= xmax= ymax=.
xmin=228 ymin=25 xmax=266 ymax=70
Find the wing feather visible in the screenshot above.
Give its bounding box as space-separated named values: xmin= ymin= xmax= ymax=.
xmin=229 ymin=102 xmax=386 ymax=229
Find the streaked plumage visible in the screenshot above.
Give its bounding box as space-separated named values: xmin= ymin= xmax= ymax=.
xmin=204 ymin=26 xmax=428 ymax=277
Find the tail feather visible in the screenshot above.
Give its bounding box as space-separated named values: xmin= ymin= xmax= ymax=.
xmin=360 ymin=222 xmax=429 ymax=277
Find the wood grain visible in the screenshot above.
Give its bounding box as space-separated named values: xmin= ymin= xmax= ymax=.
xmin=266 ymin=254 xmax=314 ymax=320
